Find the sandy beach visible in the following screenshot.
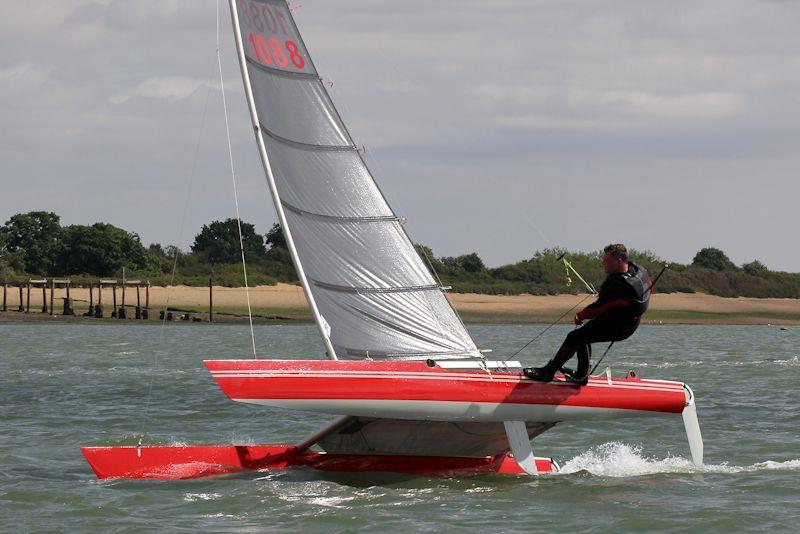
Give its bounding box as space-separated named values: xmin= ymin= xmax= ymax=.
xmin=2 ymin=283 xmax=799 ymax=324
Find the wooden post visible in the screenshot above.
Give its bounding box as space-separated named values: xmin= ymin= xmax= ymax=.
xmin=18 ymin=286 xmax=24 ymax=312
xmin=88 ymin=283 xmax=94 ymax=316
xmin=26 ymin=281 xmax=31 ymax=313
xmin=112 ymin=285 xmax=117 ymax=317
xmin=42 ymin=282 xmax=47 ymax=314
xmin=209 ymin=276 xmax=213 ymax=323
xmin=120 ymin=267 xmax=126 ymax=319
xmin=2 ymin=281 xmax=6 ymax=312
xmin=96 ymin=282 xmax=103 ymax=318
xmin=50 ymin=278 xmax=55 ymax=316
xmin=61 ymin=280 xmax=73 ymax=316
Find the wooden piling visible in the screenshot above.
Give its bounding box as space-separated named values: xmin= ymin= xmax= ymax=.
xmin=2 ymin=281 xmax=6 ymax=312
xmin=112 ymin=285 xmax=117 ymax=317
xmin=96 ymin=282 xmax=103 ymax=318
xmin=88 ymin=283 xmax=94 ymax=316
xmin=143 ymin=282 xmax=150 ymax=320
xmin=18 ymin=286 xmax=24 ymax=312
xmin=26 ymin=281 xmax=31 ymax=313
xmin=50 ymin=278 xmax=55 ymax=316
xmin=209 ymin=276 xmax=213 ymax=323
xmin=57 ymin=280 xmax=73 ymax=316
xmin=121 ymin=267 xmax=126 ymax=319
xmin=41 ymin=283 xmax=47 ymax=314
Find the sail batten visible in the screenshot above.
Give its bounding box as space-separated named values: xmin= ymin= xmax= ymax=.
xmin=282 ymin=202 xmax=399 ymax=223
xmin=310 ymin=279 xmax=442 ymax=295
xmin=231 ymin=0 xmax=480 ymax=360
xmin=245 ymin=57 xmax=321 ymax=80
xmin=261 ymin=126 xmax=357 ymax=151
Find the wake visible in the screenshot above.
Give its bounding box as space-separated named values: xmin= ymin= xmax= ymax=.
xmin=557 ymin=442 xmax=800 ymax=477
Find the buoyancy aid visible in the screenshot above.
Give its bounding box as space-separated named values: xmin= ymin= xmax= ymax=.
xmin=621 ymin=262 xmax=651 ymax=316
xmin=576 ymin=262 xmax=651 ymax=322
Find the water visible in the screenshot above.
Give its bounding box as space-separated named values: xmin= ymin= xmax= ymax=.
xmin=1 ymin=323 xmax=798 ymax=532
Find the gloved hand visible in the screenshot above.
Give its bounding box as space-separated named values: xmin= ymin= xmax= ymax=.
xmin=573 ymin=314 xmax=583 ymax=325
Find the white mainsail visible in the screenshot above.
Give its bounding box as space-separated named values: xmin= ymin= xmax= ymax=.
xmin=229 ymin=0 xmax=480 ymax=360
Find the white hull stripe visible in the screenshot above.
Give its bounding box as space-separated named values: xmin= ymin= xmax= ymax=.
xmin=229 ymin=398 xmax=672 ymax=421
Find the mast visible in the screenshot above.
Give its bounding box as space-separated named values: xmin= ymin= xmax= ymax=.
xmin=226 ymin=0 xmax=337 ymax=360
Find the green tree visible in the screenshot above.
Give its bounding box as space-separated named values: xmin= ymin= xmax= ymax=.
xmin=742 ymin=260 xmax=768 ymax=276
xmin=148 ymin=243 xmax=188 ymax=275
xmin=2 ymin=211 xmax=62 ymax=274
xmin=192 ymin=219 xmax=266 ymax=264
xmin=0 ymin=229 xmax=24 ymax=276
xmin=692 ymin=247 xmax=737 ymax=271
xmin=459 ymin=252 xmax=486 ymax=273
xmin=148 ymin=243 xmax=167 ymax=257
xmin=261 ymin=224 xmax=297 ymax=281
xmin=57 ymin=223 xmax=158 ymax=276
xmin=265 ymin=223 xmax=287 ymax=250
xmin=413 ymin=244 xmax=444 ymax=277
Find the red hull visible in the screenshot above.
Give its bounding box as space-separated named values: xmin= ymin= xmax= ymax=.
xmin=81 ymin=361 xmax=698 ymax=479
xmin=205 ymin=359 xmax=688 ymax=419
xmin=81 ymin=445 xmax=554 ymax=480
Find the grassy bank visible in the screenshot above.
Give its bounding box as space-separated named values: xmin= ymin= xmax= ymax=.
xmin=2 ymin=283 xmax=799 ymax=325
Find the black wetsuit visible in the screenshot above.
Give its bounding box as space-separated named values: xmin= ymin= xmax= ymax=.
xmin=548 ymin=262 xmax=651 ymax=378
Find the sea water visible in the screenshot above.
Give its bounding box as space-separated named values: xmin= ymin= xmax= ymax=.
xmin=0 ymin=323 xmax=798 ymax=532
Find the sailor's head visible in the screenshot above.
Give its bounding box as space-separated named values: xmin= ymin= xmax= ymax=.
xmin=602 ymin=243 xmax=629 ymax=274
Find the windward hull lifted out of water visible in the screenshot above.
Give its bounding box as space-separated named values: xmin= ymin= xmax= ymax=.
xmin=205 ymin=359 xmax=691 ymax=421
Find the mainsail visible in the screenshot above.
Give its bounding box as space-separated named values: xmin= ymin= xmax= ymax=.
xmin=229 ymin=0 xmax=480 ymax=360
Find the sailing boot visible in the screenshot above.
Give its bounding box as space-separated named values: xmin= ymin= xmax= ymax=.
xmin=562 ymin=369 xmax=589 ymax=386
xmin=563 ymin=343 xmax=590 ymax=385
xmin=522 ymin=362 xmax=558 ymax=382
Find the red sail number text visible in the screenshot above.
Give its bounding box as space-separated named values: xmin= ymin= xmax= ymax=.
xmin=247 ymin=33 xmax=305 ymax=69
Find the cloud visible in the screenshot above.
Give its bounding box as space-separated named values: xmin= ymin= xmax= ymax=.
xmin=0 ymin=62 xmax=50 ymax=92
xmin=1 ymin=0 xmax=799 ymax=271
xmin=109 ymin=76 xmax=217 ymax=103
xmin=480 ymin=86 xmax=743 ymax=130
xmin=622 ymin=90 xmax=742 ymax=118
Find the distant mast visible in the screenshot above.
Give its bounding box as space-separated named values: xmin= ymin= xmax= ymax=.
xmin=228 ymin=0 xmax=480 ymax=360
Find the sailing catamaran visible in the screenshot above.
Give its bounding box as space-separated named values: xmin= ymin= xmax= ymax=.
xmin=82 ymin=0 xmax=703 ymax=479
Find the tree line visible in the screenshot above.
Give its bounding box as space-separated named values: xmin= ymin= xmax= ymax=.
xmin=0 ymin=211 xmax=287 ymax=287
xmin=1 ymin=211 xmax=798 ymax=298
xmin=416 ymin=245 xmax=800 ymax=298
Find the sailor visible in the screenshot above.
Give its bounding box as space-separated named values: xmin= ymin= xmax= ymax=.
xmin=523 ymin=244 xmax=651 ymax=385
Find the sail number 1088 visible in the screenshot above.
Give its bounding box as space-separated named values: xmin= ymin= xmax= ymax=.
xmin=239 ymin=0 xmax=306 ymax=70
xmin=247 ymin=33 xmax=305 ymax=69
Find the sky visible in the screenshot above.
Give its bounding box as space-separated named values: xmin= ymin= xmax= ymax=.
xmin=1 ymin=0 xmax=798 ymax=271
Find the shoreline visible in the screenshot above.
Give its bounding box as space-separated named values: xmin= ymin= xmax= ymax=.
xmin=1 ymin=283 xmax=799 ymax=325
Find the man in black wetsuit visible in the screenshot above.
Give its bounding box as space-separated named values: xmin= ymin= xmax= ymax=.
xmin=523 ymin=244 xmax=651 ymax=385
